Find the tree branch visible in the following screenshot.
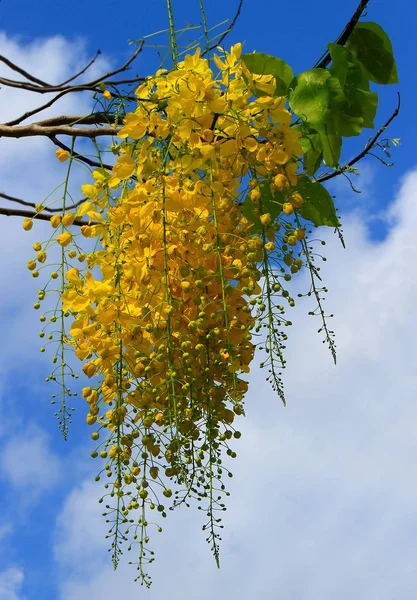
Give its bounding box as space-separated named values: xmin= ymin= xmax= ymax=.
xmin=0 ymin=54 xmax=51 ymax=87
xmin=0 ymin=192 xmax=85 ymax=213
xmin=317 ymin=93 xmax=401 ymax=183
xmin=0 ymin=121 xmax=121 ymax=139
xmin=0 ymin=206 xmax=89 ymax=226
xmin=201 ymin=0 xmax=243 ymax=56
xmin=314 ymin=0 xmax=370 ymax=69
xmin=57 ymin=49 xmax=102 ymax=86
xmin=49 ymin=137 xmax=115 ymax=171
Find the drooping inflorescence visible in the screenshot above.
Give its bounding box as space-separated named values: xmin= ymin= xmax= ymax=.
xmin=22 ymin=23 xmax=399 ymax=584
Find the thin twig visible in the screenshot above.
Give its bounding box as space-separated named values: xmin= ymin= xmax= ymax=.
xmin=201 ymin=0 xmax=243 ymax=56
xmin=314 ymin=0 xmax=370 ymax=69
xmin=0 ymin=192 xmax=85 ymax=213
xmin=317 ymin=93 xmax=401 ymax=183
xmin=57 ymin=50 xmax=102 ymax=86
xmin=0 ymin=122 xmax=121 ymax=138
xmin=0 ymin=54 xmax=50 ymax=86
xmin=0 ymin=43 xmax=144 ymax=97
xmin=50 ymin=137 xmax=115 ymax=171
xmin=87 ymin=41 xmax=145 ymax=87
xmin=0 ymin=206 xmax=88 ymax=226
xmin=33 ymin=113 xmax=114 ymax=127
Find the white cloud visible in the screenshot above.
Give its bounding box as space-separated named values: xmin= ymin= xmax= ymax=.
xmin=0 ymin=523 xmax=13 ymax=541
xmin=0 ymin=33 xmax=111 ymax=373
xmin=52 ymin=169 xmax=417 ymax=598
xmin=1 ymin=30 xmax=417 ymax=600
xmin=0 ymin=424 xmax=61 ymax=499
xmin=0 ymin=567 xmax=24 ymax=600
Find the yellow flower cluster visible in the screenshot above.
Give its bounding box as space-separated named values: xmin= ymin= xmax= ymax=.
xmin=62 ymin=44 xmax=303 ymax=428
xmin=26 ymin=43 xmax=306 ymax=579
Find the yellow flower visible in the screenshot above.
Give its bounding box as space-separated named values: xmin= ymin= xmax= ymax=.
xmin=260 ymin=213 xmax=271 ymax=226
xmin=37 ymin=251 xmax=47 ymax=263
xmin=62 ymin=212 xmax=75 ymax=226
xmin=55 ymin=149 xmax=70 ymax=162
xmin=50 ymin=215 xmax=61 ymax=228
xmin=295 ymin=228 xmax=305 ymax=241
xmin=22 ymin=218 xmax=33 ymax=231
xmin=27 ymin=260 xmax=36 ymax=271
xmin=103 ymin=89 xmax=112 ymax=100
xmin=282 ymin=202 xmax=294 ymax=216
xmin=273 ymin=174 xmax=290 ymax=190
xmin=291 ymin=193 xmax=303 ymax=209
xmin=56 ymin=232 xmax=72 ymax=247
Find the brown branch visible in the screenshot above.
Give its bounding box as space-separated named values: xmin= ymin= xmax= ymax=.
xmin=317 ymin=93 xmax=401 ymax=184
xmin=50 ymin=137 xmax=115 ymax=171
xmin=0 ymin=121 xmax=121 ymax=138
xmin=0 ymin=43 xmax=144 ymax=98
xmin=57 ymin=50 xmax=102 ymax=86
xmin=0 ymin=54 xmax=50 ymax=86
xmin=87 ymin=41 xmax=145 ymax=87
xmin=201 ymin=0 xmax=243 ymax=57
xmin=0 ymin=192 xmax=85 ymax=213
xmin=4 ymin=88 xmax=106 ymax=127
xmin=0 ymin=206 xmax=89 ymax=226
xmin=34 ymin=113 xmax=115 ymax=127
xmin=314 ymin=0 xmax=370 ymax=69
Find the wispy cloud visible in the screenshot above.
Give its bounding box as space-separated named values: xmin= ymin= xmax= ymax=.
xmin=52 ymin=171 xmax=417 ymax=598
xmin=0 ymin=567 xmax=24 ymax=600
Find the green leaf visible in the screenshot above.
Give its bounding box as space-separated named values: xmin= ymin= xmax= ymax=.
xmin=243 ymin=181 xmax=283 ymax=231
xmin=242 ymin=196 xmax=262 ymax=233
xmin=327 ymin=45 xmax=378 ymax=132
xmin=318 ymin=127 xmax=342 ymax=168
xmin=289 ymin=69 xmax=331 ymax=127
xmin=326 ymin=76 xmax=362 ymax=137
xmin=242 ymin=52 xmax=293 ymax=96
xmin=295 ymin=126 xmax=323 ymax=176
xmin=346 ymin=22 xmax=399 ymax=85
xmin=356 ymin=88 xmax=378 ymax=128
xmin=295 ymin=175 xmax=340 ymax=227
xmin=327 ymin=43 xmax=363 ymax=101
xmin=259 ymin=180 xmax=284 ymax=219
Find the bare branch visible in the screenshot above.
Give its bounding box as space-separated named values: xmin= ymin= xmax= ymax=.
xmin=34 ymin=113 xmax=115 ymax=127
xmin=0 ymin=77 xmax=99 ymax=94
xmin=0 ymin=121 xmax=121 ymax=139
xmin=0 ymin=206 xmax=89 ymax=226
xmin=57 ymin=50 xmax=102 ymax=86
xmin=317 ymin=93 xmax=401 ymax=183
xmin=0 ymin=192 xmax=85 ymax=213
xmin=0 ymin=54 xmax=50 ymax=86
xmin=314 ymin=0 xmax=370 ymax=69
xmin=4 ymin=88 xmax=102 ymax=127
xmin=87 ymin=41 xmax=145 ymax=87
xmin=50 ymin=137 xmax=115 ymax=171
xmin=201 ymin=0 xmax=243 ymax=57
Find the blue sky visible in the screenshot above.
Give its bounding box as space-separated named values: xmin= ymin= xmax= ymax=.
xmin=0 ymin=1 xmax=417 ymax=599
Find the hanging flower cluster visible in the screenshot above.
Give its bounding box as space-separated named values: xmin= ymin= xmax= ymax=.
xmin=25 ymin=43 xmax=310 ymax=584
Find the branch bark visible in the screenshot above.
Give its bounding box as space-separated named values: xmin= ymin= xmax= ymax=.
xmin=314 ymin=0 xmax=370 ymax=69
xmin=317 ymin=93 xmax=400 ymax=183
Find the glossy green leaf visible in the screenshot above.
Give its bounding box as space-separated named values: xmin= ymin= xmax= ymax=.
xmin=259 ymin=180 xmax=284 ymax=219
xmin=327 ymin=43 xmax=363 ymax=101
xmin=289 ymin=69 xmax=331 ymax=126
xmin=242 ymin=52 xmax=293 ymax=96
xmin=295 ymin=175 xmax=340 ymax=227
xmin=242 ymin=196 xmax=262 ymax=233
xmin=318 ymin=126 xmax=342 ymax=168
xmin=346 ymin=22 xmax=399 ymax=85
xmin=296 ymin=126 xmax=323 ymax=176
xmin=327 ymin=45 xmax=378 ymax=132
xmin=326 ymin=76 xmax=363 ymax=137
